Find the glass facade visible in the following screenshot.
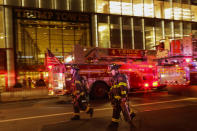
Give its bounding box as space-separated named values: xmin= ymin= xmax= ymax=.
xmin=98 ymin=15 xmax=110 ymax=48
xmin=0 ymin=0 xmax=196 ymax=88
xmin=16 ymin=19 xmax=90 ymax=66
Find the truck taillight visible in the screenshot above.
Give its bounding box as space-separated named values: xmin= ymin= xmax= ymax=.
xmin=153 ymin=81 xmax=158 ymax=87
xmin=144 ymin=83 xmax=149 ymax=88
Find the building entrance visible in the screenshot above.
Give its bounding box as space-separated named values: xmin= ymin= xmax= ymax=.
xmin=14 ymin=9 xmax=90 ymax=88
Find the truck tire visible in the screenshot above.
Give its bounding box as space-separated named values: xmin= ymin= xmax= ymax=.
xmin=90 ymin=82 xmax=109 ymax=99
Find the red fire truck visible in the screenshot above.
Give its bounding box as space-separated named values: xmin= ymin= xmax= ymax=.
xmin=48 ymin=47 xmax=159 ymax=98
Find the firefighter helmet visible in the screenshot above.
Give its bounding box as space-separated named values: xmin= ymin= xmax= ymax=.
xmin=109 ymin=63 xmax=121 ymax=71
xmin=71 ymin=65 xmax=80 ymax=71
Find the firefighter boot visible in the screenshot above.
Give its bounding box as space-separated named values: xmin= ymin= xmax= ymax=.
xmin=130 ymin=112 xmax=136 ymax=120
xmin=86 ymin=107 xmax=94 ymax=118
xmin=70 ymin=115 xmax=80 ymax=120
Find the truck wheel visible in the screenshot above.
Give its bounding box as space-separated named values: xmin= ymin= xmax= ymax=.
xmin=90 ymin=82 xmax=109 ymax=99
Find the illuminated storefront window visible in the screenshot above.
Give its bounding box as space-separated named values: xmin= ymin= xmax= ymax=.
xmin=144 ymin=0 xmax=154 ymax=18
xmin=0 ymin=7 xmax=5 ymax=48
xmin=110 ymin=15 xmax=120 ymax=48
xmin=154 ymin=0 xmax=164 ymax=19
xmin=122 ymin=0 xmax=132 ymax=15
xmin=164 ymin=1 xmax=173 ymax=19
xmin=145 ymin=19 xmax=155 ymax=50
xmin=96 ymin=0 xmax=109 ymax=13
xmin=133 ymin=0 xmax=143 ymax=17
xmin=98 ymin=15 xmax=110 ymax=48
xmin=109 ymin=0 xmax=121 ymax=14
xmin=133 ymin=18 xmax=143 ymax=49
xmin=50 ymin=21 xmax=63 ymax=57
xmin=16 ymin=18 xmax=90 ymax=66
xmin=122 ymin=17 xmax=132 ymax=49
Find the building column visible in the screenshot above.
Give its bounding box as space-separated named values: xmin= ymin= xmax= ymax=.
xmin=142 ymin=18 xmax=145 ymax=50
xmin=131 ymin=18 xmax=134 ymax=49
xmin=162 ymin=20 xmax=165 ymax=39
xmin=5 ymin=7 xmax=15 ymax=88
xmin=171 ymin=21 xmax=175 ymax=39
xmin=120 ymin=16 xmax=123 ymax=48
xmin=91 ymin=14 xmax=98 ymax=47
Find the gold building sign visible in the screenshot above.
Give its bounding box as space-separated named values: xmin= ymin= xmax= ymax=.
xmin=108 ymin=49 xmax=144 ymax=58
xmin=14 ymin=8 xmax=90 ymax=22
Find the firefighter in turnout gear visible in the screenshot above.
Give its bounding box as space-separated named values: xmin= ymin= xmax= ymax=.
xmin=70 ymin=65 xmax=94 ymax=120
xmin=108 ymin=63 xmax=136 ymax=128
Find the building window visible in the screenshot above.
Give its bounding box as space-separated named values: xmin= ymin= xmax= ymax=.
xmin=109 ymin=0 xmax=121 ymax=14
xmin=122 ymin=17 xmax=132 ymax=49
xmin=164 ymin=0 xmax=173 ymax=19
xmin=191 ymin=5 xmax=197 ymax=22
xmin=165 ymin=20 xmax=172 ymax=39
xmin=144 ymin=0 xmax=154 ymax=18
xmin=122 ymin=0 xmax=132 ymax=15
xmin=174 ymin=21 xmax=182 ymax=38
xmin=173 ymin=0 xmax=182 ymax=20
xmin=155 ymin=20 xmax=163 ymax=44
xmin=98 ymin=15 xmax=110 ymax=48
xmin=133 ymin=0 xmax=143 ymax=17
xmin=110 ymin=15 xmax=120 ymax=48
xmin=192 ymin=23 xmax=197 ymax=38
xmin=154 ymin=0 xmax=164 ymax=19
xmin=183 ymin=22 xmax=192 ymax=37
xmin=96 ymin=0 xmax=109 ymax=13
xmin=133 ymin=18 xmax=143 ymax=49
xmin=182 ymin=4 xmax=191 ymax=21
xmin=16 ymin=19 xmax=90 ymax=65
xmin=145 ymin=18 xmax=155 ymax=50
xmin=191 ymin=0 xmax=197 ymax=5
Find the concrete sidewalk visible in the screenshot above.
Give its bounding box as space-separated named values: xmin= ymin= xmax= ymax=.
xmin=0 ymin=88 xmax=58 ymax=102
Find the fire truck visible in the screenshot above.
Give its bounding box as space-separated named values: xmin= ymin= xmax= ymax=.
xmin=48 ymin=47 xmax=159 ymax=98
xmin=156 ymin=36 xmax=197 ymax=87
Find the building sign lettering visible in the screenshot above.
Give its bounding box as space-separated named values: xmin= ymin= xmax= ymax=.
xmin=108 ymin=49 xmax=143 ymax=57
xmin=14 ymin=9 xmax=90 ymax=22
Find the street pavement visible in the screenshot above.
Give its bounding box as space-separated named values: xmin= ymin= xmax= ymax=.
xmin=0 ymin=91 xmax=197 ymax=131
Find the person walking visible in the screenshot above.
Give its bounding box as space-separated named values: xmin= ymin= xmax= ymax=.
xmin=108 ymin=63 xmax=136 ymax=128
xmin=70 ymin=65 xmax=94 ymax=120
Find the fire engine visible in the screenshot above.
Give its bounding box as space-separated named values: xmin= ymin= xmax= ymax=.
xmin=48 ymin=47 xmax=159 ymax=98
xmin=156 ymin=36 xmax=197 ymax=87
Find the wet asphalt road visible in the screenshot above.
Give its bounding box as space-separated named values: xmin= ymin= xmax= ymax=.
xmin=0 ymin=91 xmax=197 ymax=131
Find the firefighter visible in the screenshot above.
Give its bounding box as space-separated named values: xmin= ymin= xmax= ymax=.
xmin=70 ymin=65 xmax=94 ymax=120
xmin=108 ymin=63 xmax=136 ymax=128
